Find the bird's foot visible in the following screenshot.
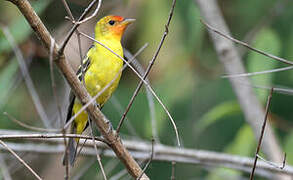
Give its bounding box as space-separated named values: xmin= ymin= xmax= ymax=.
xmin=105 ymin=119 xmax=113 ymax=133
xmin=94 ymin=102 xmax=101 ymax=109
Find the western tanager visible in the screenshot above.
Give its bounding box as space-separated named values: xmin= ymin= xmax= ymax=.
xmin=64 ymin=15 xmax=135 ymax=165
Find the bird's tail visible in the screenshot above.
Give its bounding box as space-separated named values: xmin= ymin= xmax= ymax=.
xmin=63 ymin=125 xmax=79 ymax=166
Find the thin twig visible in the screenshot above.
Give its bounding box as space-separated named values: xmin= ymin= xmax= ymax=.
xmin=81 ymin=32 xmax=179 ymax=149
xmin=171 ymin=161 xmax=176 ymax=180
xmin=249 ymin=88 xmax=274 ymax=180
xmin=61 ymin=0 xmax=74 ymax=20
xmin=116 ymin=0 xmax=179 ymax=147
xmin=72 ymin=159 xmax=95 ymax=180
xmin=124 ymin=49 xmax=159 ymax=142
xmin=89 ymin=119 xmax=107 ymax=180
xmin=109 ymin=169 xmax=128 ymax=180
xmin=8 ymin=0 xmax=148 ymax=178
xmin=0 ymin=140 xmax=42 ymax=180
xmin=222 ymin=66 xmax=293 ymax=79
xmin=50 ymin=37 xmax=63 ymax=127
xmin=59 ymin=0 xmax=101 ymax=53
xmin=0 ymin=133 xmax=107 ymax=144
xmin=49 ymin=37 xmax=69 ymax=180
xmin=196 ymin=2 xmax=286 ymax=179
xmin=239 ymin=0 xmax=287 ymax=57
xmin=1 ymin=26 xmax=50 ymax=128
xmin=59 ymin=2 xmax=88 ymax=178
xmin=63 ymin=42 xmax=148 ymax=129
xmin=0 ymin=153 xmax=12 ymax=180
xmin=60 ymin=0 xmax=86 ymax=85
xmin=200 ymin=19 xmax=293 ymax=66
xmin=110 ymin=97 xmax=141 ymax=138
xmin=3 ymin=112 xmax=60 ymax=132
xmin=73 ymin=0 xmax=102 ymax=25
xmin=76 ymin=138 xmax=88 ymax=159
xmin=1 ymin=135 xmax=293 ymax=177
xmin=137 ymin=139 xmax=155 ymax=180
xmin=256 ymin=154 xmax=286 ymax=170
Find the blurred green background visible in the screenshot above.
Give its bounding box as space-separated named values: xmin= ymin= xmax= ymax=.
xmin=0 ymin=0 xmax=293 ymax=179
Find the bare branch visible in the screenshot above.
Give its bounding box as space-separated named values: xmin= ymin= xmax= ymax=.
xmin=0 ymin=140 xmax=42 ymax=180
xmin=116 ymin=0 xmax=179 ymax=147
xmin=49 ymin=37 xmax=63 ymax=127
xmin=6 ymin=0 xmax=148 ymax=178
xmin=200 ymin=19 xmax=293 ymax=66
xmin=250 ymin=88 xmax=274 ymax=179
xmin=63 ymin=41 xmax=148 ymax=130
xmin=171 ymin=161 xmax=176 ymax=180
xmin=1 ymin=25 xmax=50 ymax=128
xmin=79 ymin=32 xmax=178 ymax=146
xmin=222 ymin=66 xmax=293 ymax=79
xmin=257 ymin=154 xmax=286 ymax=170
xmin=89 ymin=119 xmax=107 ymax=180
xmin=3 ymin=112 xmax=60 ymax=132
xmin=59 ymin=0 xmax=101 ymax=53
xmin=0 ymin=131 xmax=292 ymax=177
xmin=0 ymin=154 xmax=12 ymax=180
xmin=124 ymin=50 xmax=159 ymax=142
xmin=195 ymin=1 xmax=288 ymax=179
xmin=73 ymin=0 xmax=102 ymax=25
xmin=137 ymin=139 xmax=155 ymax=180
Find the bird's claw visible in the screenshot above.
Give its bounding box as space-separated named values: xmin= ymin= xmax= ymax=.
xmin=105 ymin=119 xmax=113 ymax=133
xmin=94 ymin=102 xmax=101 ymax=109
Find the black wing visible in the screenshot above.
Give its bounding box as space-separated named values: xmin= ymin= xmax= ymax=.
xmin=65 ymin=55 xmax=92 ymax=123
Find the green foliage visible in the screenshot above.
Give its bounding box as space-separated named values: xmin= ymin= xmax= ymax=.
xmin=0 ymin=59 xmax=18 ymax=109
xmin=0 ymin=0 xmax=293 ymax=179
xmin=195 ymin=101 xmax=241 ymax=136
xmin=0 ymin=0 xmax=50 ymax=52
xmin=247 ymin=28 xmax=281 ymax=102
xmin=284 ymin=132 xmax=293 ymax=164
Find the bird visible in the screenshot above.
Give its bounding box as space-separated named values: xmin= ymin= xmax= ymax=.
xmin=63 ymin=15 xmax=135 ymax=166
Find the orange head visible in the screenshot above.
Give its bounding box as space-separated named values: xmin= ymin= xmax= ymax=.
xmin=95 ymin=15 xmax=135 ymax=41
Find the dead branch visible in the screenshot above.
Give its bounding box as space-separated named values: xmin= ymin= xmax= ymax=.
xmin=0 ymin=130 xmax=293 ymax=177
xmin=5 ymin=0 xmax=148 ymax=178
xmin=195 ymin=0 xmax=288 ymax=179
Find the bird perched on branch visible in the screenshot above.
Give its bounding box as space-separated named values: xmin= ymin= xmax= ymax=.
xmin=63 ymin=15 xmax=135 ymax=166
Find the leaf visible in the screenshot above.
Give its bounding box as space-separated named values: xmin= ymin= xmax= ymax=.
xmin=194 ymin=101 xmax=241 ymax=136
xmin=247 ymin=28 xmax=281 ymax=102
xmin=225 ymin=124 xmax=255 ymax=155
xmin=284 ymin=132 xmax=293 ymax=164
xmin=0 ymin=0 xmax=50 ymax=52
xmin=207 ymin=125 xmax=255 ymax=179
xmin=0 ymin=59 xmax=18 ymax=108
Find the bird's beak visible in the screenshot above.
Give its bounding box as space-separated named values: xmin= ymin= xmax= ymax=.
xmin=121 ymin=18 xmax=136 ymax=26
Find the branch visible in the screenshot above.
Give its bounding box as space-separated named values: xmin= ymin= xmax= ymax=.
xmin=250 ymin=88 xmax=274 ymax=179
xmin=6 ymin=0 xmax=148 ymax=179
xmin=0 ymin=130 xmax=293 ymax=178
xmin=116 ymin=0 xmax=179 ymax=147
xmin=195 ymin=0 xmax=288 ymax=179
xmin=0 ymin=140 xmax=42 ymax=180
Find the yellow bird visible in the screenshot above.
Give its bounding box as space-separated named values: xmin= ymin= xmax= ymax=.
xmin=64 ymin=15 xmax=135 ymax=165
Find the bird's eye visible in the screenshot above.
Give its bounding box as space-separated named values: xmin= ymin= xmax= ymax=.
xmin=108 ymin=20 xmax=115 ymax=25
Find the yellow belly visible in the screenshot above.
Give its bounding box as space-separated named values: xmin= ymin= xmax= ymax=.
xmin=73 ymin=46 xmax=123 ymax=135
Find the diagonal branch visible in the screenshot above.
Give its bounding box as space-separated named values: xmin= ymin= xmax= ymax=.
xmin=195 ymin=0 xmax=288 ymax=179
xmin=6 ymin=0 xmax=148 ymax=179
xmin=0 ymin=140 xmax=42 ymax=180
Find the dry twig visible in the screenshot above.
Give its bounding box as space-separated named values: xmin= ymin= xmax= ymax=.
xmin=5 ymin=0 xmax=148 ymax=178
xmin=195 ymin=1 xmax=287 ymax=179
xmin=0 ymin=131 xmax=292 ymax=177
xmin=116 ymin=0 xmax=179 ymax=147
xmin=0 ymin=140 xmax=42 ymax=180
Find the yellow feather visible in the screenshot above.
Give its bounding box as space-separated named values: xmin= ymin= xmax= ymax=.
xmin=72 ymin=15 xmax=131 ymax=136
xmin=64 ymin=15 xmax=135 ymax=166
